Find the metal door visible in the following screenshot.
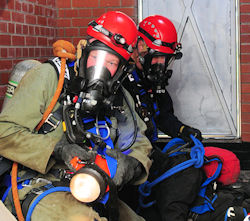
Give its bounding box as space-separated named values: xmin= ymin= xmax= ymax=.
xmin=139 ymin=0 xmax=240 ymax=139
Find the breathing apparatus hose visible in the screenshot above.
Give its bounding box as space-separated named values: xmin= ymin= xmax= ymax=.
xmin=25 ymin=187 xmax=71 ymax=221
xmin=11 ymin=40 xmax=76 ymax=221
xmin=36 ymin=40 xmax=76 ymax=131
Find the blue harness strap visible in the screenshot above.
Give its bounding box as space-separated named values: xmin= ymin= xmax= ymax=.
xmin=138 ymin=135 xmax=205 ymax=208
xmin=82 ymin=117 xmax=117 ymax=205
xmin=190 ymin=157 xmax=222 ymax=214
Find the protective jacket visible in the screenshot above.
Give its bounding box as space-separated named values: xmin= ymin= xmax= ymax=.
xmin=0 ymin=61 xmax=152 ymax=221
xmin=123 ymin=68 xmax=183 ymax=141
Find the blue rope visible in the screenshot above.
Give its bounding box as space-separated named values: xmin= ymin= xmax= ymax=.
xmin=138 ymin=135 xmax=205 ymax=208
xmin=26 ymin=187 xmax=71 ymax=221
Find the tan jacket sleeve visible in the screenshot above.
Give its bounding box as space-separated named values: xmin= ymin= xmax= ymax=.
xmin=0 ymin=63 xmax=63 ymax=174
xmin=115 ymin=88 xmax=152 ymax=185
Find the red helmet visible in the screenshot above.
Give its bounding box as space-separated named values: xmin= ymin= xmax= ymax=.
xmin=202 ymin=147 xmax=240 ymax=186
xmin=138 ymin=15 xmax=181 ymax=54
xmin=87 ymin=11 xmax=138 ymax=61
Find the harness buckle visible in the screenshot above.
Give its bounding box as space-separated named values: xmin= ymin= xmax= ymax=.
xmin=44 ymin=113 xmax=61 ymax=131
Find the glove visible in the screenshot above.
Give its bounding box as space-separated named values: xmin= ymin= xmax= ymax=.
xmin=54 ymin=136 xmax=96 ymax=170
xmin=106 ymin=149 xmax=143 ymax=187
xmin=178 ymin=125 xmax=202 ymax=142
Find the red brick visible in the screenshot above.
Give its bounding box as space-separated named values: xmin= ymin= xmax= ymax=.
xmin=23 ymin=48 xmax=28 ymax=57
xmin=0 ymin=35 xmax=11 ymax=45
xmin=26 ymin=36 xmax=37 ymax=46
xmin=73 ymin=37 xmax=84 ymax=46
xmin=0 ymin=60 xmax=12 ymax=71
xmin=241 ymin=54 xmax=250 ymax=63
xmin=12 ymin=35 xmax=25 ymax=46
xmin=23 ymin=25 xmax=29 ymax=35
xmin=100 ymin=0 xmax=120 ymax=7
xmin=12 ymin=12 xmax=24 ymax=23
xmin=242 ymin=103 xmax=250 ymax=112
xmin=15 ymin=0 xmax=22 ymax=11
xmin=92 ymin=8 xmax=106 ymax=17
xmin=0 ymin=86 xmax=7 ymax=98
xmin=29 ymin=48 xmax=35 ymax=57
xmin=242 ymin=113 xmax=250 ymax=122
xmin=0 ymin=10 xmax=11 ymax=21
xmin=35 ymin=48 xmax=41 ymax=57
xmin=47 ymin=18 xmax=56 ymax=27
xmin=241 ymin=34 xmax=250 ymax=43
xmin=59 ymin=9 xmax=78 ymax=18
xmin=16 ymin=48 xmax=22 ymax=58
xmin=0 ymin=22 xmax=7 ymax=33
xmin=242 ymin=93 xmax=250 ymax=102
xmin=240 ymin=44 xmax=250 ymax=53
xmin=72 ymin=18 xmax=90 ymax=27
xmin=78 ymin=9 xmax=92 ymax=17
xmin=242 ymin=83 xmax=250 ymax=93
xmin=41 ymin=48 xmax=46 ymax=56
xmin=241 ymin=0 xmax=250 ymax=3
xmin=56 ymin=29 xmax=64 ymax=37
xmin=79 ymin=27 xmax=87 ymax=37
xmin=72 ymin=0 xmax=98 ymax=8
xmin=65 ymin=28 xmax=79 ymax=37
xmin=38 ymin=37 xmax=47 ymax=46
xmin=0 ymin=0 xmax=7 ymax=9
xmin=26 ymin=14 xmax=37 ymax=25
xmin=241 ymin=65 xmax=250 ymax=74
xmin=241 ymin=14 xmax=250 ymax=23
xmin=241 ymin=25 xmax=250 ymax=34
xmin=29 ymin=26 xmax=35 ymax=35
xmin=242 ymin=123 xmax=250 ymax=132
xmin=241 ymin=133 xmax=250 ymax=142
xmin=35 ymin=26 xmax=40 ymax=35
xmin=45 ymin=8 xmax=53 ymax=17
xmin=46 ymin=0 xmax=55 ymax=8
xmin=56 ymin=0 xmax=71 ymax=8
xmin=0 ymin=72 xmax=10 ymax=84
xmin=8 ymin=23 xmax=14 ymax=33
xmin=28 ymin=4 xmax=34 ymax=13
xmin=1 ymin=48 xmax=8 ymax=58
xmin=7 ymin=0 xmax=14 ymax=10
xmin=121 ymin=0 xmax=136 ymax=7
xmin=38 ymin=16 xmax=47 ymax=26
xmin=57 ymin=19 xmax=71 ymax=27
xmin=240 ymin=4 xmax=250 ymax=13
xmin=38 ymin=0 xmax=46 ymax=5
xmin=22 ymin=2 xmax=28 ymax=13
xmin=8 ymin=48 xmax=15 ymax=58
xmin=16 ymin=24 xmax=22 ymax=34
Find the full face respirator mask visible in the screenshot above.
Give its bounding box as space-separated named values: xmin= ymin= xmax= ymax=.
xmin=75 ymin=40 xmax=125 ymax=114
xmin=139 ymin=52 xmax=175 ymax=93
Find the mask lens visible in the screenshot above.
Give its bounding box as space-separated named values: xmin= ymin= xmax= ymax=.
xmin=87 ymin=50 xmax=120 ymax=77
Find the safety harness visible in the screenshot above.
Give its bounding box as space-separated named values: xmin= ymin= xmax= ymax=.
xmin=125 ymin=69 xmax=159 ymax=142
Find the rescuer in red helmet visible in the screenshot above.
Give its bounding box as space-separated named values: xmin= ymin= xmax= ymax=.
xmin=0 ymin=11 xmax=152 ymax=221
xmin=122 ymin=15 xmax=204 ymax=221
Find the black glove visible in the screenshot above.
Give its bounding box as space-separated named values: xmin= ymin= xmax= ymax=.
xmin=178 ymin=125 xmax=202 ymax=142
xmin=106 ymin=149 xmax=143 ymax=187
xmin=54 ymin=136 xmax=96 ymax=170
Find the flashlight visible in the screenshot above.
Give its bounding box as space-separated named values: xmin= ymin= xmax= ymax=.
xmin=70 ymin=155 xmax=112 ymax=203
xmin=70 ymin=166 xmax=107 ymax=203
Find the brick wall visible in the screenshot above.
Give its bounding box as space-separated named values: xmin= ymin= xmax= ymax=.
xmin=0 ymin=0 xmax=57 ymax=108
xmin=241 ymin=0 xmax=250 ymax=141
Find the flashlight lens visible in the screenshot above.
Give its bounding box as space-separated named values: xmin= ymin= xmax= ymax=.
xmin=70 ymin=173 xmax=101 ymax=203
